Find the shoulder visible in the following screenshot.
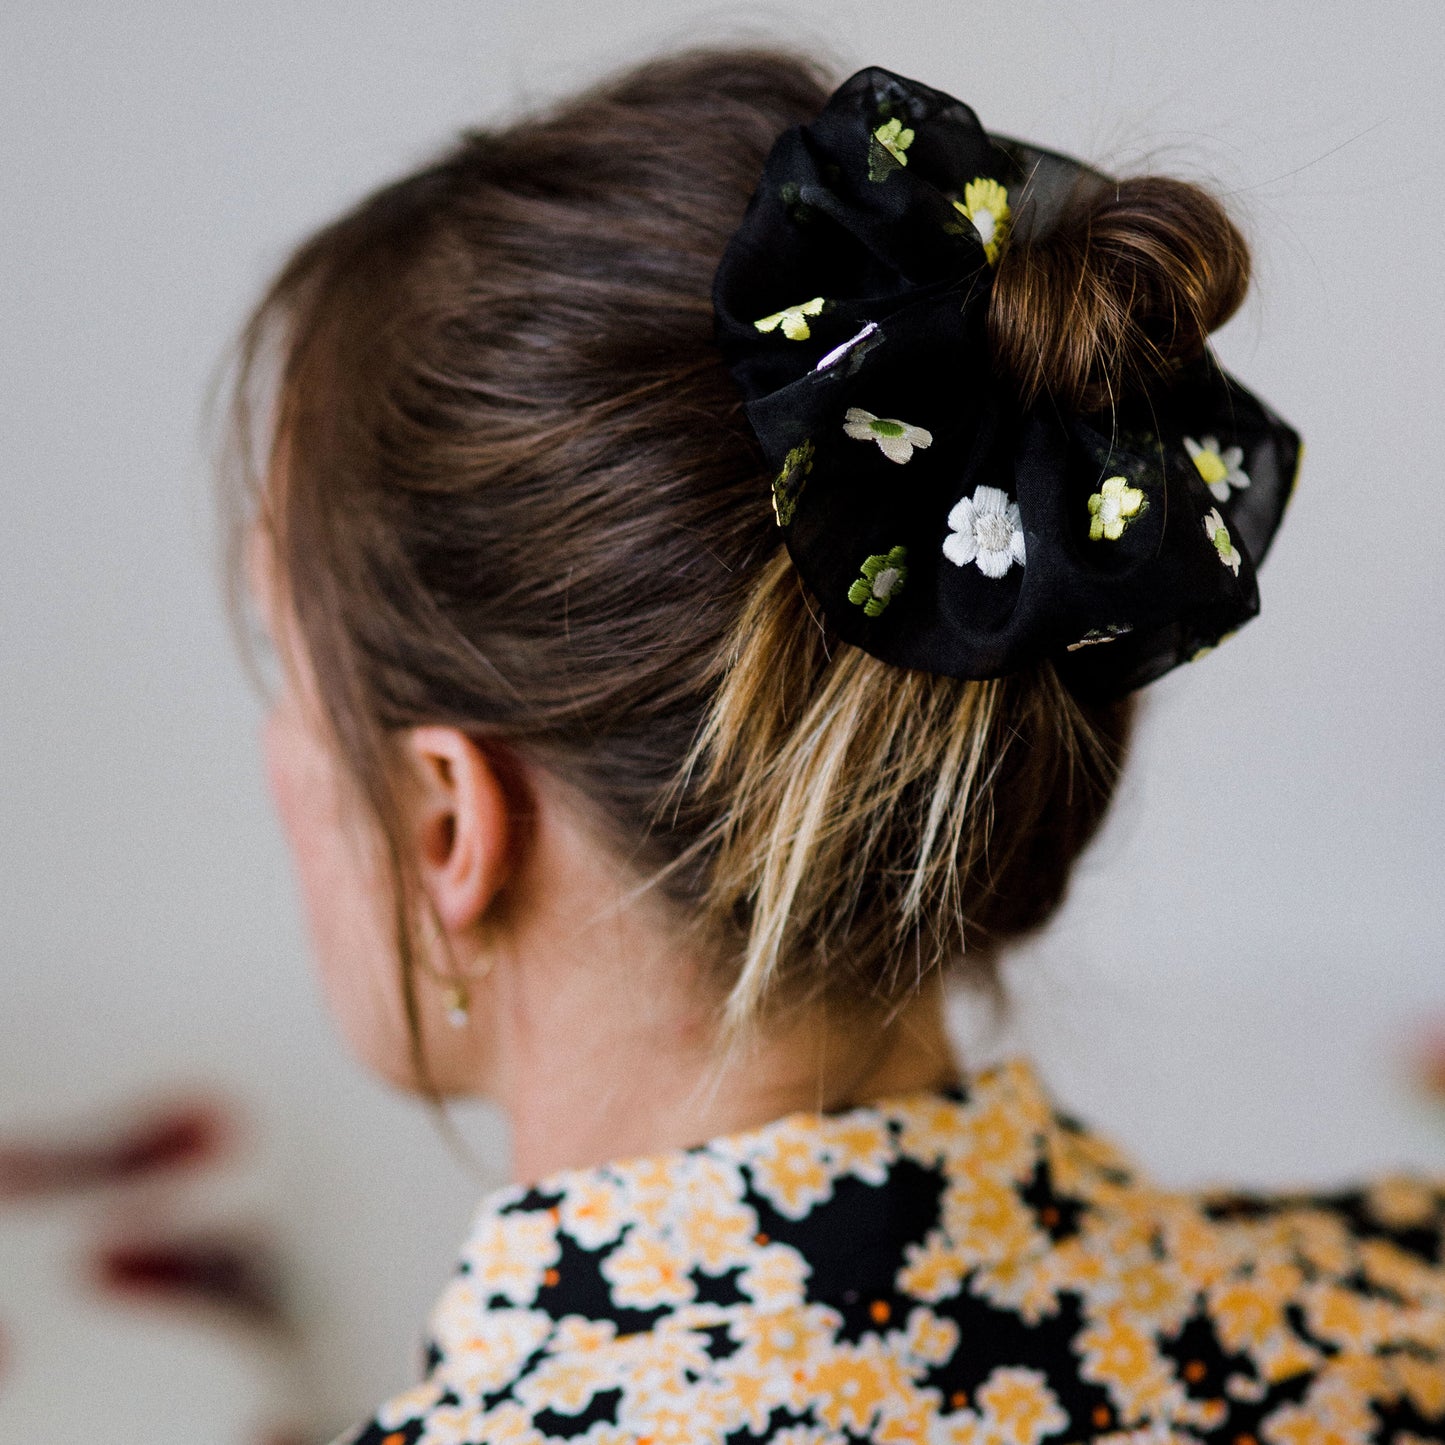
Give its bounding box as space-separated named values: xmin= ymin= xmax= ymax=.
xmin=338 ymin=1069 xmax=1445 ymax=1444
xmin=1041 ymin=1107 xmax=1445 ymax=1442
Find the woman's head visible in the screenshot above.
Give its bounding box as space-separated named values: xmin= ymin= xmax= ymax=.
xmin=228 ymin=49 xmax=1250 ymax=1095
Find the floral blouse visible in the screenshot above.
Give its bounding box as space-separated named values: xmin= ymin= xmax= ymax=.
xmin=343 ymin=1059 xmax=1445 ymax=1445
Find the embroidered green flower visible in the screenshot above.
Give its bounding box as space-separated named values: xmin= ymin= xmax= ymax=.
xmin=1185 ymin=435 xmax=1251 ymax=502
xmin=875 ymin=117 xmax=914 ymax=164
xmin=1087 ymin=476 xmax=1147 ymax=540
xmin=754 ymin=296 xmax=826 ymax=341
xmin=772 ymin=440 xmax=814 ymax=527
xmin=952 ymin=178 xmax=1011 ymax=264
xmin=847 ymin=546 xmax=908 ymax=617
xmin=843 ymin=407 xmax=933 ymax=464
xmin=1203 ymin=507 xmax=1242 ymax=575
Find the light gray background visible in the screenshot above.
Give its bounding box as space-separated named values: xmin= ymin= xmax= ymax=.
xmin=3 ymin=1 xmax=1443 ymax=1437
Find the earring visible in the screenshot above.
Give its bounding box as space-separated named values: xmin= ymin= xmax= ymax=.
xmin=436 ymin=947 xmax=497 ymax=1029
xmin=442 ymin=980 xmax=471 ymax=1030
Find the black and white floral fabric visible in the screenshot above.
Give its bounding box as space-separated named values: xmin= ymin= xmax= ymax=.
xmin=712 ymin=68 xmax=1303 ymax=699
xmin=342 ymin=1060 xmax=1445 ymax=1445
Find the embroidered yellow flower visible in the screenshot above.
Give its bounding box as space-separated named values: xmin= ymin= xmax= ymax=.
xmin=754 ymin=295 xmax=826 ymax=341
xmin=953 ymin=177 xmax=1012 ymax=264
xmin=1088 ymin=476 xmax=1147 ymax=541
xmin=869 ymin=117 xmax=915 ymax=179
xmin=847 ymin=546 xmax=909 ymax=618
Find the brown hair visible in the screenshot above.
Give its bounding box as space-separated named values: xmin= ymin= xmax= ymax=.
xmin=223 ymin=49 xmax=1249 ymax=1071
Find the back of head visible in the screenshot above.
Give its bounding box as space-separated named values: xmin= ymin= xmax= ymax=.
xmin=228 ymin=48 xmax=1255 ymax=1042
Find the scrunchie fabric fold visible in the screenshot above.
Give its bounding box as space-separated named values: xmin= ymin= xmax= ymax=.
xmin=713 ymin=67 xmax=1301 ymax=697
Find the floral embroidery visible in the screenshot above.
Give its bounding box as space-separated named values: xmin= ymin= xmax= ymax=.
xmin=843 ymin=406 xmax=933 ymax=463
xmin=345 ymin=1059 xmax=1445 ymax=1445
xmin=1067 ymin=624 xmax=1133 ymax=652
xmin=1088 ymin=476 xmax=1147 ymax=541
xmin=848 ymin=546 xmax=908 ymax=617
xmin=868 ymin=117 xmax=914 ymax=180
xmin=814 ymin=320 xmax=880 ymax=373
xmin=1185 ymin=434 xmax=1251 ymax=501
xmin=772 ymin=440 xmax=814 ymax=526
xmin=943 ymin=485 xmax=1026 ymax=577
xmin=953 ymin=177 xmax=1012 ymax=264
xmin=1203 ymin=507 xmax=1242 ymax=574
xmin=754 ymin=296 xmax=826 ymax=341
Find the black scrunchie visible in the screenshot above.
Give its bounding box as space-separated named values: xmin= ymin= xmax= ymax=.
xmin=712 ymin=67 xmax=1301 ymax=699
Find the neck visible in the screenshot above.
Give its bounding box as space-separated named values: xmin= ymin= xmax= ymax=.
xmin=494 ymin=974 xmax=960 ymax=1185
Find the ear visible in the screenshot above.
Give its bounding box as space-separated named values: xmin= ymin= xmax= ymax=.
xmin=399 ymin=726 xmax=514 ymax=937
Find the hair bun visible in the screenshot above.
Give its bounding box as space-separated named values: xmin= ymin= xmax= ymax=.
xmin=990 ymin=176 xmax=1251 ymax=412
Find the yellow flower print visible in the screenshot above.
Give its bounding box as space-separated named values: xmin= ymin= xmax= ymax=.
xmin=869 ymin=116 xmax=915 ymax=180
xmin=461 ymin=1213 xmax=560 ymax=1305
xmin=1208 ymin=1267 xmax=1322 ymax=1384
xmin=737 ymin=1240 xmax=811 ymax=1308
xmin=953 ymin=177 xmax=1011 ymax=264
xmin=754 ymin=295 xmax=826 ymax=341
xmin=974 ymin=1366 xmax=1069 ymax=1445
xmin=819 ymin=1113 xmax=893 ymax=1184
xmin=1303 ymin=1281 xmax=1400 ymax=1352
xmin=676 ymin=1197 xmax=756 ymax=1273
xmin=1359 ymin=1236 xmax=1442 ymax=1305
xmin=416 ymin=1401 xmax=492 ymax=1445
xmin=898 ymin=1098 xmax=974 ymax=1166
xmin=957 ymin=1094 xmax=1039 ymax=1181
xmin=1088 ymin=475 xmax=1147 ymax=541
xmin=468 ymin=1401 xmax=547 ymax=1445
xmin=374 ymin=1378 xmax=446 ymax=1431
xmin=1113 ymin=1260 xmax=1197 ymax=1334
xmin=940 ymin=1169 xmax=1040 ymax=1265
xmin=699 ymin=1365 xmax=776 ymax=1436
xmin=559 ymin=1173 xmax=630 ymax=1249
xmin=432 ymin=1301 xmax=553 ymax=1398
xmin=550 ymin=1314 xmax=617 ymax=1355
xmin=514 ymin=1353 xmax=611 ymax=1416
xmin=898 ymin=1228 xmax=967 ymax=1303
xmin=1365 ymin=1174 xmax=1442 ymax=1230
xmin=1396 ymin=1350 xmax=1445 ymax=1418
xmin=899 ymin=1306 xmax=961 ymax=1366
xmin=1075 ymin=1305 xmax=1181 ymax=1423
xmin=804 ymin=1344 xmax=895 ymax=1433
xmin=742 ymin=1304 xmax=826 ymax=1368
xmin=600 ymin=1231 xmax=695 ymax=1308
xmin=750 ymin=1127 xmax=837 ymax=1217
xmin=974 ymin=1251 xmax=1063 ymax=1326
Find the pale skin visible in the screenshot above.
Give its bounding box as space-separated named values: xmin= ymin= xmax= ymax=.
xmin=261 ymin=595 xmax=961 ymax=1185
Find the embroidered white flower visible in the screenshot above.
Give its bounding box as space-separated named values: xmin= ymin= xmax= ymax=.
xmin=814 ymin=321 xmax=879 ymax=372
xmin=843 ymin=406 xmax=933 ymax=464
xmin=952 ymin=178 xmax=1012 ymax=265
xmin=1185 ymin=435 xmax=1251 ymax=501
xmin=754 ymin=296 xmax=826 ymax=341
xmin=1202 ymin=508 xmax=1242 ymax=575
xmin=943 ymin=486 xmax=1026 ymax=578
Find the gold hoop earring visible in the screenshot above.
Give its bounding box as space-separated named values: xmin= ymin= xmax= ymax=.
xmin=436 ymin=948 xmax=497 ymax=1029
xmin=415 ymin=916 xmax=498 ymax=1030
